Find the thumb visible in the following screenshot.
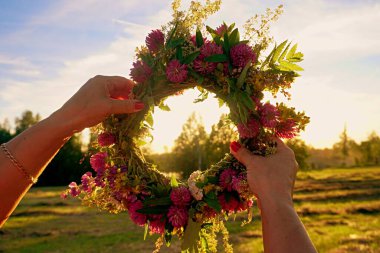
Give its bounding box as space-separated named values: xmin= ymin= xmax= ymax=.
xmin=230 ymin=141 xmax=259 ymax=167
xmin=109 ymin=99 xmax=145 ymax=114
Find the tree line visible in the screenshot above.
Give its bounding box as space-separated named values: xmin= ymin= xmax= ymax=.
xmin=1 ymin=110 xmax=379 ymax=185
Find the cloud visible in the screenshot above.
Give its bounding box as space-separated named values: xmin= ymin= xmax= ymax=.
xmin=0 ymin=54 xmax=41 ymax=78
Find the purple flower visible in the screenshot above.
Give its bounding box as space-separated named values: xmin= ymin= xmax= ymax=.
xmin=166 ymin=60 xmax=188 ymax=83
xmin=215 ymin=24 xmax=227 ymax=36
xmin=219 ymin=168 xmax=238 ymax=191
xmin=230 ymin=43 xmax=256 ymax=67
xmin=98 ymin=132 xmax=116 ymax=146
xmin=90 ymin=152 xmax=107 ymax=173
xmin=275 ymin=119 xmax=298 ymax=139
xmin=170 ymin=186 xmax=192 ymax=206
xmin=149 ymin=217 xmax=166 ymax=234
xmin=128 ymin=200 xmax=147 ymax=226
xmin=259 ymin=103 xmax=279 ymax=128
xmin=146 ymin=29 xmax=165 ymax=53
xmin=130 ymin=60 xmax=152 ymax=83
xmin=81 ymin=172 xmax=93 ymax=193
xmin=194 ymin=42 xmax=223 ymax=74
xmin=237 ymin=118 xmax=261 ymax=138
xmin=69 ymin=182 xmax=81 ymax=197
xmin=167 ymin=206 xmax=188 ymax=228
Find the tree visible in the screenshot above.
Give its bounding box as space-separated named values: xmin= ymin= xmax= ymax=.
xmin=332 ymin=125 xmax=353 ymax=167
xmin=15 ymin=110 xmax=41 ymax=135
xmin=357 ymin=132 xmax=380 ymax=166
xmin=37 ymin=133 xmax=89 ymax=186
xmin=172 ymin=112 xmax=208 ymax=178
xmin=0 ymin=119 xmax=12 ymax=144
xmin=340 ymin=125 xmax=349 ymax=165
xmin=286 ymin=138 xmax=310 ymax=170
xmin=205 ymin=114 xmax=238 ymax=167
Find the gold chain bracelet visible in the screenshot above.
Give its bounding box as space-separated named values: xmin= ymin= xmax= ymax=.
xmin=0 ymin=143 xmax=37 ymax=184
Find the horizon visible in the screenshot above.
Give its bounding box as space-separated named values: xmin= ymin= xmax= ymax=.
xmin=0 ymin=0 xmax=379 ymax=153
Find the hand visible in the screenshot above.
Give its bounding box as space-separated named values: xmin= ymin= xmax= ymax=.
xmin=55 ymin=75 xmax=144 ymax=133
xmin=230 ymin=138 xmax=298 ymax=206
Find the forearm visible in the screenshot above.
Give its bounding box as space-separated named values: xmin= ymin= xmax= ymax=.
xmin=0 ymin=109 xmax=74 ymax=227
xmin=259 ymin=194 xmax=317 ymax=253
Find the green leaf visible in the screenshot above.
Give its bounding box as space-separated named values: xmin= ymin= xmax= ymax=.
xmin=176 ymin=47 xmax=183 ymax=61
xmin=236 ymin=60 xmax=251 ymax=88
xmin=206 ymin=25 xmax=218 ymax=40
xmin=229 ymin=28 xmax=240 ymax=47
xmin=237 ymin=104 xmax=248 ymax=124
xmin=137 ymin=206 xmax=169 ymax=214
xmin=292 ymin=52 xmax=304 ymax=60
xmin=227 ymin=22 xmax=235 ymax=33
xmin=143 ymin=196 xmax=172 ymax=206
xmin=279 ymin=42 xmax=291 ymax=62
xmin=195 ymin=181 xmax=206 ymax=188
xmin=196 ymin=29 xmax=204 ymax=47
xmin=158 ymin=103 xmax=171 ymax=111
xmin=261 ymin=45 xmax=276 ymax=70
xmin=182 ymin=51 xmax=200 ymax=64
xmin=181 ymin=218 xmax=202 ymax=253
xmin=200 ymin=235 xmax=208 ymax=251
xmin=204 ymin=54 xmax=228 ymax=62
xmin=223 ymin=32 xmax=230 ymax=54
xmin=166 ymin=23 xmax=178 ymax=49
xmin=207 ymin=176 xmax=218 ymax=184
xmin=165 ymin=231 xmax=172 ymax=247
xmin=168 ymin=38 xmax=185 ymax=49
xmin=144 ymin=223 xmax=149 ymax=240
xmin=277 ymin=61 xmax=304 ymax=71
xmin=146 ymin=112 xmax=154 ymax=127
xmin=136 ymin=139 xmax=147 ymax=146
xmin=218 ymin=98 xmax=225 ymax=108
xmin=271 ymin=40 xmax=288 ymax=64
xmin=240 ymin=92 xmax=255 ymax=111
xmin=287 ymin=43 xmax=298 ymax=60
xmin=204 ymin=195 xmax=222 ymax=212
xmin=171 ymin=175 xmax=179 ymax=187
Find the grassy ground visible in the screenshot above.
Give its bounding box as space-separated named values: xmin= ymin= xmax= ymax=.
xmin=1 ymin=167 xmax=380 ymax=253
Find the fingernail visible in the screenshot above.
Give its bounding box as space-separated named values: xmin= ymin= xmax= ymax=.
xmin=230 ymin=141 xmax=241 ymax=152
xmin=134 ymin=101 xmax=145 ymax=110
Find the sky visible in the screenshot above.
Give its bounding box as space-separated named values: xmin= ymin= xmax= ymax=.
xmin=0 ymin=0 xmax=379 ymax=153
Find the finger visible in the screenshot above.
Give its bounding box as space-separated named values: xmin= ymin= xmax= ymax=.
xmin=109 ymin=99 xmax=144 ymax=114
xmin=229 ymin=141 xmax=258 ymax=167
xmin=107 ymin=76 xmax=136 ymax=99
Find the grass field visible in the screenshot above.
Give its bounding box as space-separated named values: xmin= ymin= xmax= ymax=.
xmin=1 ymin=167 xmax=380 ymax=253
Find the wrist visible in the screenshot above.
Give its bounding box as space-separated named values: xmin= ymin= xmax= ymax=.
xmin=47 ymin=108 xmax=80 ymax=138
xmin=257 ymin=191 xmax=294 ymax=212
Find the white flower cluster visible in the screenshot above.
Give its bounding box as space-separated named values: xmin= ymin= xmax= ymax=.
xmin=187 ymin=170 xmax=204 ymax=200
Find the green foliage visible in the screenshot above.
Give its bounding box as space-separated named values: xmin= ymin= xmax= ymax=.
xmin=205 ymin=114 xmax=238 ymax=167
xmin=15 ymin=110 xmax=41 ymax=135
xmin=181 ymin=218 xmax=202 ymax=253
xmin=38 ymin=133 xmax=88 ymax=186
xmin=172 ymin=113 xmax=208 ymax=178
xmin=204 ymin=191 xmax=222 ymax=212
xmin=196 ymin=28 xmax=204 ymax=47
xmin=286 ymin=138 xmax=310 ymax=170
xmin=0 ymin=119 xmax=12 ymax=144
xmin=204 ymin=54 xmax=228 ymax=62
xmin=261 ymin=40 xmax=304 ymax=73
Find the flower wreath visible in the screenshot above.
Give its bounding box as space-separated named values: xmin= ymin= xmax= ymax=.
xmin=64 ymin=1 xmax=309 ymax=252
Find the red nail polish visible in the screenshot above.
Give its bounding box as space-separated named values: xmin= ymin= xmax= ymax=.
xmin=135 ymin=102 xmax=145 ymax=110
xmin=230 ymin=141 xmax=241 ymax=152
